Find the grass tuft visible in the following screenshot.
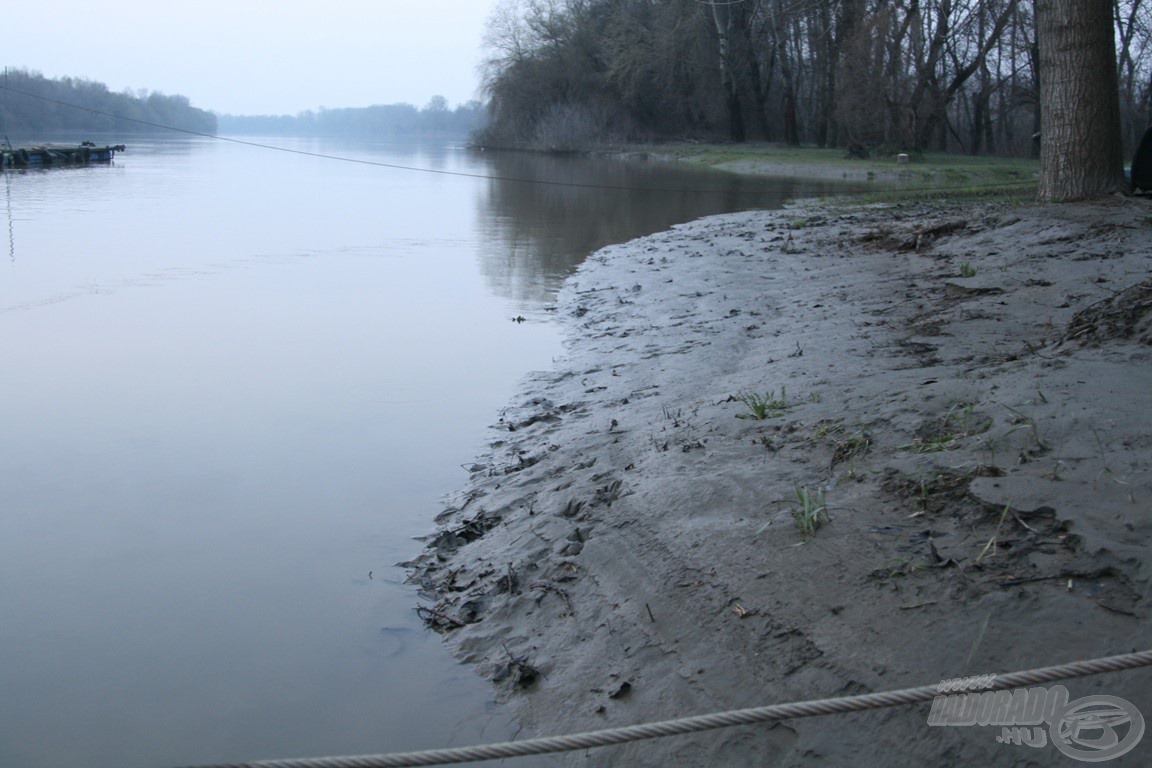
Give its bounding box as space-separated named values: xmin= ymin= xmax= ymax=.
xmin=791 ymin=485 xmax=829 ymax=538
xmin=899 ymin=402 xmax=986 ymax=453
xmin=736 ymin=387 xmax=788 ymax=420
xmin=975 ymin=503 xmax=1012 ymax=564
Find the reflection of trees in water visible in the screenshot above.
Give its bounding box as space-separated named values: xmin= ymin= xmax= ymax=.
xmin=472 ymin=150 xmax=837 ymax=306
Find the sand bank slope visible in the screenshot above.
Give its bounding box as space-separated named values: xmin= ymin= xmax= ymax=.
xmin=409 ymin=197 xmax=1152 ymax=766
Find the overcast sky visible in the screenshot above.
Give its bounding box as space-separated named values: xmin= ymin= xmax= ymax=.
xmin=2 ymin=1 xmax=498 ymax=115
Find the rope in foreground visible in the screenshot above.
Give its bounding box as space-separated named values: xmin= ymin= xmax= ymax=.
xmin=179 ymin=649 xmax=1152 ymax=768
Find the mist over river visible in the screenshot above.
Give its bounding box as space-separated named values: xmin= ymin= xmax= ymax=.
xmin=0 ymin=135 xmax=850 ymax=767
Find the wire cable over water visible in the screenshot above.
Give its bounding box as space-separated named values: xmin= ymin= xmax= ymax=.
xmin=0 ymin=83 xmax=723 ymax=194
xmin=175 ymin=649 xmax=1152 ymax=768
xmin=0 ymin=83 xmax=1038 ymax=197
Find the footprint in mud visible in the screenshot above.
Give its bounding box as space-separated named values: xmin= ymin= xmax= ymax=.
xmin=594 ymin=478 xmax=625 ymax=506
xmin=555 ymin=526 xmax=591 ymax=556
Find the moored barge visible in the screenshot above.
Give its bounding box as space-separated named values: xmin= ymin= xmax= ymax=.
xmin=2 ymin=142 xmax=125 ymax=168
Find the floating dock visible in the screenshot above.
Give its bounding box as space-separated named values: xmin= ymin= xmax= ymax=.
xmin=2 ymin=142 xmax=125 ymax=168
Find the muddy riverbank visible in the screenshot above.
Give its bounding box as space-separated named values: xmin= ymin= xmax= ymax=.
xmin=408 ymin=195 xmax=1152 ymax=766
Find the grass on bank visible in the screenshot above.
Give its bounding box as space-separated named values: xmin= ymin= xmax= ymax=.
xmin=736 ymin=388 xmax=789 ymax=420
xmin=791 ymin=484 xmax=830 ymax=538
xmin=672 ymin=143 xmax=1036 ymax=180
xmin=626 ymin=142 xmax=1039 ymax=202
xmin=756 ymin=483 xmax=831 ymax=538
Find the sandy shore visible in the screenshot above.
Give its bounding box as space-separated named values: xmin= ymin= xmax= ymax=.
xmin=407 ymin=195 xmax=1152 ymax=766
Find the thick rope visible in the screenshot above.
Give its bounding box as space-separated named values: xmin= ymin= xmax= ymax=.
xmin=177 ymin=649 xmax=1152 ymax=768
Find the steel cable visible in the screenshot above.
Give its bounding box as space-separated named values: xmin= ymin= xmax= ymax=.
xmin=175 ymin=648 xmax=1152 ymax=767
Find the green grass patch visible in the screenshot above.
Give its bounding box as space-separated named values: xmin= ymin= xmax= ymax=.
xmin=643 ymin=142 xmax=1039 ymax=201
xmin=791 ymin=485 xmax=829 ymax=538
xmin=736 ymin=388 xmax=789 ymax=420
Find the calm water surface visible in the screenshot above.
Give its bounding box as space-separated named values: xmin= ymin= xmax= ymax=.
xmin=0 ymin=136 xmax=851 ymax=767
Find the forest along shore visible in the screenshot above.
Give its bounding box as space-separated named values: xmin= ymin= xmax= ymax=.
xmin=406 ymin=197 xmax=1152 ymax=766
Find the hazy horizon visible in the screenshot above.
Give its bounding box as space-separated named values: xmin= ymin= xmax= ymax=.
xmin=2 ymin=1 xmax=498 ymax=116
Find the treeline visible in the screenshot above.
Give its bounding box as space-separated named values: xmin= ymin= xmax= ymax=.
xmin=477 ymin=0 xmax=1152 ymax=156
xmin=0 ymin=68 xmax=216 ymax=136
xmin=218 ymin=97 xmax=486 ymax=137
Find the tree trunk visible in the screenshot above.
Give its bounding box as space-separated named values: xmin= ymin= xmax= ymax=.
xmin=812 ymin=1 xmax=834 ymax=147
xmin=711 ymin=3 xmax=747 ymax=142
xmin=741 ymin=9 xmax=773 ymax=140
xmin=770 ymin=0 xmax=800 ymax=145
xmin=1035 ymin=0 xmax=1128 ymax=200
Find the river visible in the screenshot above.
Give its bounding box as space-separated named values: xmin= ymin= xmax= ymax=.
xmin=0 ymin=135 xmax=852 ymax=767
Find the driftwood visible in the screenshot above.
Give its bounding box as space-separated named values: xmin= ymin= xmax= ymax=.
xmin=912 ymin=219 xmax=968 ymax=251
xmin=1062 ymin=277 xmax=1152 ymax=345
xmin=857 ymin=219 xmax=969 ymax=252
xmin=415 ymin=604 xmax=465 ymax=631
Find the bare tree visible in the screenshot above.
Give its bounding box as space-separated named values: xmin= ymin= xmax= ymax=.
xmin=1115 ymin=0 xmax=1152 ymax=148
xmin=709 ymin=0 xmax=748 ymax=141
xmin=473 ymin=0 xmax=1152 ymax=160
xmin=1035 ymin=0 xmax=1128 ymax=199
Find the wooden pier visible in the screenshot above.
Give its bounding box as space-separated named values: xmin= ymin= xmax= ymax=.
xmin=2 ymin=142 xmax=125 ymax=168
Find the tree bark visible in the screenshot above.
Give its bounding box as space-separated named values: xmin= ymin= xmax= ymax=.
xmin=1035 ymin=0 xmax=1128 ymax=200
xmin=711 ymin=3 xmax=747 ymax=142
xmin=770 ymin=0 xmax=799 ymax=145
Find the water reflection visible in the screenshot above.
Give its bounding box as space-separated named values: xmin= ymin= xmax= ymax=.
xmin=0 ymin=136 xmax=856 ymax=768
xmin=472 ymin=149 xmax=852 ymax=305
xmin=4 ymin=168 xmax=13 ymax=262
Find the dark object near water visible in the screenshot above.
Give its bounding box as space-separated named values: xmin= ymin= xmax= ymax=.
xmin=845 ymin=141 xmax=869 ymax=160
xmin=1130 ymin=125 xmax=1152 ymax=191
xmin=2 ymin=142 xmax=125 ymax=168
